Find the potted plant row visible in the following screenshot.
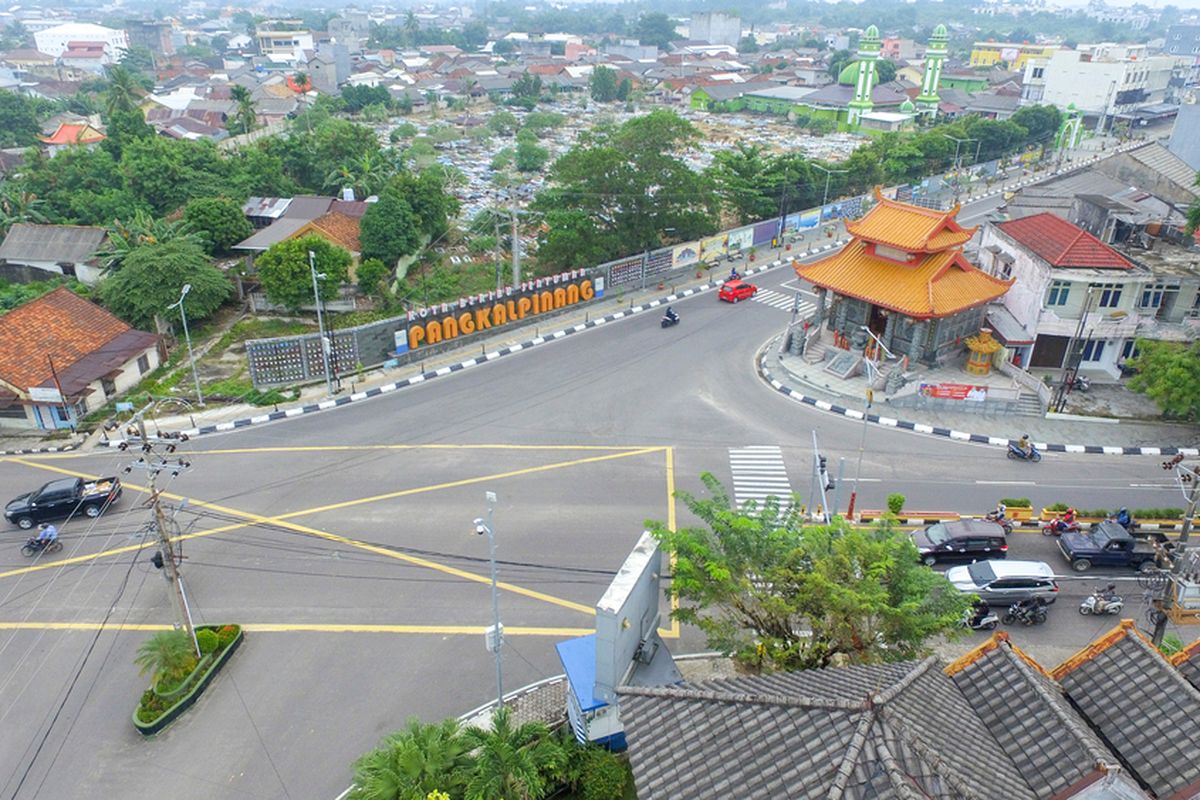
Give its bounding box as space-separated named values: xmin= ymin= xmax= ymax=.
xmin=133 ymin=624 xmax=244 ymax=736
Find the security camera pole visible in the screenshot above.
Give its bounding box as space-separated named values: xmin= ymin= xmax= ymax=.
xmin=476 ymin=491 xmax=503 ymax=707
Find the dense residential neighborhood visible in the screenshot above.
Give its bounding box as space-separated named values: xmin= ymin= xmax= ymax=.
xmin=1 ymin=0 xmax=1200 ymax=798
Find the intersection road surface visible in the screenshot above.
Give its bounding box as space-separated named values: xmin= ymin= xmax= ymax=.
xmin=0 ymin=252 xmax=1189 ymax=800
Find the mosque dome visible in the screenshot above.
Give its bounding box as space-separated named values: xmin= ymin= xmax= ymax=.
xmin=900 ymin=99 xmax=915 ymax=113
xmin=838 ymin=61 xmax=861 ymax=85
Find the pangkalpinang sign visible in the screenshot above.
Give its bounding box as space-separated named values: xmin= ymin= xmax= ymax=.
xmin=399 ymin=271 xmax=599 ymax=352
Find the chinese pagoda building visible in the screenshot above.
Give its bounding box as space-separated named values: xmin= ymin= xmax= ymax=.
xmin=795 ymin=190 xmax=1012 ymax=366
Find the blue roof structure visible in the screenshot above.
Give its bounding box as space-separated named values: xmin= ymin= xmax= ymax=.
xmin=556 ymin=634 xmax=605 ymax=712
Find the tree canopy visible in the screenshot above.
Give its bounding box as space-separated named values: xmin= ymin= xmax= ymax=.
xmin=1128 ymin=339 xmax=1200 ymax=420
xmin=636 ymin=12 xmax=681 ymax=49
xmin=183 ymin=197 xmax=254 ymax=255
xmin=0 ymin=90 xmax=45 ymax=147
xmin=647 ymin=474 xmax=970 ymax=672
xmin=255 ymin=235 xmax=351 ymax=311
xmin=97 ymin=240 xmax=230 ymax=330
xmin=589 ymin=66 xmax=619 ymax=102
xmin=360 ymin=189 xmax=421 ymax=267
xmin=532 ymin=109 xmax=718 ymax=268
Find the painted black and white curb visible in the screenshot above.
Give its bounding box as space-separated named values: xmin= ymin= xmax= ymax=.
xmin=96 ymin=243 xmax=848 ymax=446
xmin=0 ymin=442 xmax=82 ymax=456
xmin=757 ymin=352 xmax=1200 ymax=458
xmin=968 ymin=140 xmax=1142 ymax=204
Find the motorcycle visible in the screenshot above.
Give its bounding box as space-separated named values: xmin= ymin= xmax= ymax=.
xmin=660 ymin=312 xmax=680 ymax=329
xmin=962 ymin=606 xmax=999 ymax=631
xmin=21 ymin=538 xmax=63 ymax=557
xmin=985 ymin=510 xmax=1014 ymax=535
xmin=1041 ymin=517 xmax=1081 ymax=537
xmin=1071 ymin=375 xmax=1090 ymax=393
xmin=1002 ymin=599 xmax=1048 ymax=626
xmin=1006 ymin=443 xmax=1042 ymax=462
xmin=1108 ymin=515 xmax=1139 ymax=534
xmin=1079 ymin=591 xmax=1124 ymax=615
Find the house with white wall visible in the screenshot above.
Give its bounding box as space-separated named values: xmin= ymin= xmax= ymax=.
xmin=33 ymin=22 xmax=128 ymax=61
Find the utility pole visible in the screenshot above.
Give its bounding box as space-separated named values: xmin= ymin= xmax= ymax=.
xmin=168 ymin=284 xmax=205 ymax=407
xmin=809 ymin=431 xmax=832 ymax=523
xmin=941 ymin=134 xmax=977 ymax=205
xmin=509 ymin=196 xmax=521 ymax=287
xmin=1151 ymin=455 xmax=1200 ymax=647
xmin=1054 ymin=286 xmax=1095 ymax=413
xmin=474 ymin=491 xmax=503 ymax=708
xmin=847 ymin=387 xmax=873 ymax=519
xmin=308 ymin=250 xmax=334 ymax=396
xmin=126 ymin=409 xmax=198 ymax=656
xmin=813 ymin=164 xmax=849 ymax=218
xmin=493 ymin=207 xmax=503 ymax=292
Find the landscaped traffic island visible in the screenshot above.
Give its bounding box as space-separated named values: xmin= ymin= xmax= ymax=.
xmin=132 ymin=624 xmax=243 ymax=736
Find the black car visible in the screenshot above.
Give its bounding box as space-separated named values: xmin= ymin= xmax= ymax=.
xmin=912 ymin=519 xmax=1008 ymax=566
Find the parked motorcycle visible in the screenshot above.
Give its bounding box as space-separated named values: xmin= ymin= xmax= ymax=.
xmin=962 ymin=605 xmax=999 ymax=631
xmin=660 ymin=311 xmax=680 ymax=329
xmin=1006 ymin=443 xmax=1042 ymax=462
xmin=1002 ymin=598 xmax=1048 ymax=626
xmin=985 ymin=510 xmax=1014 ymax=535
xmin=1079 ymin=590 xmax=1124 ymax=616
xmin=21 ymin=538 xmax=63 ymax=557
xmin=1041 ymin=518 xmax=1081 ymax=537
xmin=1071 ymin=375 xmax=1090 ymax=393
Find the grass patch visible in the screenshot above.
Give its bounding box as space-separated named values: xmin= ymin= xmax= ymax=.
xmin=210 ymin=317 xmax=316 ymax=355
xmin=205 ymin=372 xmax=299 ymax=407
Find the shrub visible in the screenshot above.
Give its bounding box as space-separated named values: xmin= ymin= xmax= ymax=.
xmin=196 ymin=629 xmax=218 ymax=655
xmin=1134 ymin=508 xmax=1184 ymax=520
xmin=1159 ymin=633 xmax=1185 ymax=657
xmin=216 ymin=625 xmax=239 ymax=649
xmin=1048 ymin=502 xmax=1069 ymax=512
xmin=886 ymin=493 xmax=905 ymax=515
xmin=999 ymin=497 xmax=1031 ymax=508
xmin=578 ymin=748 xmax=628 ymax=800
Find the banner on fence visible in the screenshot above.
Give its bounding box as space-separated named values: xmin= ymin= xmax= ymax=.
xmin=799 ymin=209 xmax=820 ymax=229
xmin=727 ymin=226 xmax=754 ymax=252
xmin=753 ymin=220 xmax=777 ymax=246
xmin=920 ymin=383 xmax=989 ymax=402
xmin=672 ymin=242 xmax=699 ymax=268
xmin=700 ymin=234 xmax=727 ymax=261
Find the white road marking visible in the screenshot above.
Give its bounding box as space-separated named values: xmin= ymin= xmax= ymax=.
xmin=752 ymin=289 xmax=815 ymax=314
xmin=974 ymin=480 xmax=1036 ymax=485
xmin=729 ymin=445 xmax=792 ymax=510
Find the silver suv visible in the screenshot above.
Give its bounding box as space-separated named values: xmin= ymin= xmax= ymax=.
xmin=945 ymin=559 xmax=1060 ymax=605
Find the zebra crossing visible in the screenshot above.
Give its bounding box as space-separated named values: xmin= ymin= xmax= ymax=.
xmin=753 ymin=288 xmax=816 ymax=316
xmin=729 ymin=445 xmax=793 ymax=511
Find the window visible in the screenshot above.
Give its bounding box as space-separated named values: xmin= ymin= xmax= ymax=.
xmin=101 ymin=377 xmax=116 ymax=398
xmin=1081 ymin=339 xmax=1106 ymax=362
xmin=0 ymin=405 xmax=27 ymax=419
xmin=1140 ymin=282 xmax=1168 ymax=308
xmin=1121 ymin=340 xmax=1139 ymax=360
xmin=1090 ymin=282 xmax=1122 ymax=308
xmin=136 ymin=354 xmax=150 ymax=375
xmin=1032 ymin=66 xmax=1044 ymax=79
xmin=1047 ymin=280 xmax=1071 ymax=306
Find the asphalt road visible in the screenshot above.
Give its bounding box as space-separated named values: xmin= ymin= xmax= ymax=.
xmin=0 ymin=206 xmax=1192 ymax=799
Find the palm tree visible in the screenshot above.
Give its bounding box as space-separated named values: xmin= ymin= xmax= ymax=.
xmin=460 ymin=707 xmax=565 ymax=800
xmin=134 ymin=630 xmax=196 ymax=684
xmin=348 ymin=717 xmax=471 ymax=800
xmin=323 ymin=151 xmax=394 ymax=199
xmin=292 ymin=71 xmax=311 ymax=92
xmin=104 ymin=64 xmax=141 ymax=117
xmin=403 ymin=11 xmax=419 ymax=46
xmin=0 ymin=182 xmax=47 ymax=237
xmin=98 ymin=211 xmax=203 ymax=273
xmin=229 ymin=85 xmax=257 ymax=135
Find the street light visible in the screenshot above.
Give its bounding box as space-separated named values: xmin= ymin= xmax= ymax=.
xmin=941 ymin=134 xmax=978 ymax=204
xmin=474 ymin=490 xmax=503 ymax=709
xmin=308 ymin=250 xmax=334 ymax=396
xmin=167 ymin=284 xmax=204 ymax=407
xmin=812 ymin=163 xmax=849 ymax=215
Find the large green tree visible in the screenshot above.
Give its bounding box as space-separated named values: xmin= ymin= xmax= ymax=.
xmin=360 ymin=190 xmax=421 ymax=267
xmin=636 ymin=12 xmax=680 ymax=49
xmin=183 ymin=197 xmax=253 ymax=254
xmin=1128 ymin=339 xmax=1200 ymax=420
xmin=0 ymin=90 xmax=43 ymax=147
xmin=533 ymin=109 xmax=718 ymax=268
xmin=648 ymin=474 xmax=971 ymax=672
xmin=254 ymin=235 xmax=351 ymax=310
xmin=97 ymin=240 xmax=230 ymax=330
xmin=589 ymin=66 xmax=619 ymax=102
xmin=1010 ymin=105 xmax=1063 ymax=144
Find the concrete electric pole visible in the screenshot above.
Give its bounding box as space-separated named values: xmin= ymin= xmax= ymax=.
xmin=1151 ymin=455 xmax=1200 ymax=647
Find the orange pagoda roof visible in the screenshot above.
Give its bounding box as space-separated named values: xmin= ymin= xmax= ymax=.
xmin=39 ymin=122 xmax=106 ymax=146
xmin=844 ymin=189 xmax=976 ymax=253
xmin=795 ymin=193 xmax=1009 ymax=320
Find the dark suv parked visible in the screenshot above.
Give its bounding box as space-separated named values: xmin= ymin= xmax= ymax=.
xmin=912 ymin=519 xmax=1008 ymax=566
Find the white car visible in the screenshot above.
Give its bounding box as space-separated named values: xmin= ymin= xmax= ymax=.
xmin=945 ymin=560 xmax=1060 ymax=605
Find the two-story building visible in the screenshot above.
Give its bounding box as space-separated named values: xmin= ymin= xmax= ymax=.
xmin=978 ymin=213 xmax=1162 ymax=376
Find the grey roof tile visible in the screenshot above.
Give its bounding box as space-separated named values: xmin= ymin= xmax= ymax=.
xmin=952 ymin=642 xmax=1114 ymax=797
xmin=1056 ymin=625 xmax=1200 ymax=798
xmin=1176 ymin=639 xmax=1200 ymax=691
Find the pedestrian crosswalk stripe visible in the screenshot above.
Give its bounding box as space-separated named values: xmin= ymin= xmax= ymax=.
xmin=753 ymin=288 xmax=815 ymax=315
xmin=729 ymin=445 xmax=792 ymax=510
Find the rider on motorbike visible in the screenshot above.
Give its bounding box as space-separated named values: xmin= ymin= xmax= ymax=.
xmin=990 ymin=503 xmax=1007 ymax=522
xmin=1018 ymin=434 xmax=1032 ymax=458
xmin=968 ymin=600 xmax=991 ymax=627
xmin=1115 ymin=507 xmax=1133 ymax=530
xmin=664 ymin=306 xmax=678 ymax=323
xmin=36 ymin=523 xmax=57 ymax=544
xmin=1096 ymin=583 xmax=1118 ymax=613
xmin=1055 ymin=507 xmax=1077 ymax=533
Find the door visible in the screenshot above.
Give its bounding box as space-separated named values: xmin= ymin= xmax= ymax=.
xmin=1030 ymin=335 xmax=1069 ymax=368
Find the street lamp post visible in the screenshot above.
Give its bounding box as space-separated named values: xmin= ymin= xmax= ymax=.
xmin=475 ymin=491 xmax=503 ymax=708
xmin=308 ymin=250 xmax=334 ymax=396
xmin=167 ymin=284 xmax=204 ymax=407
xmin=941 ymin=135 xmax=977 ymax=205
xmin=812 ymin=164 xmax=849 ymax=215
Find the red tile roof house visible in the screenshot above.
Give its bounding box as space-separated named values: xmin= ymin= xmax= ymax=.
xmin=0 ymin=288 xmax=160 ymax=430
xmin=977 ymin=212 xmax=1152 ymax=376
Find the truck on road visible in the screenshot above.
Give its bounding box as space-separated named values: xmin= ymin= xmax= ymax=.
xmin=5 ymin=477 xmax=123 ymax=530
xmin=1058 ymin=521 xmax=1158 ymax=573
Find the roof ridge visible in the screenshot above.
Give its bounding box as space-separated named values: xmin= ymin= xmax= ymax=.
xmin=1123 ymin=622 xmax=1200 ymax=701
xmin=615 ymin=684 xmax=867 ymax=711
xmin=827 ymin=707 xmax=877 ymax=798
xmin=1059 ymin=228 xmax=1090 ymax=265
xmin=873 ymin=656 xmax=938 ymax=705
xmin=1051 ymin=620 xmax=1135 ymax=679
xmin=878 ymin=707 xmax=994 ymax=800
xmin=1170 ymin=636 xmax=1200 ymax=666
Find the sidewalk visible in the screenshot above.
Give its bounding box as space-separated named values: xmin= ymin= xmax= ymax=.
xmin=759 ymin=342 xmax=1200 ymax=454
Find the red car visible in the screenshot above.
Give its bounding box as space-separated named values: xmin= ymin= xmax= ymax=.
xmin=718 ymin=280 xmax=758 ymax=303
